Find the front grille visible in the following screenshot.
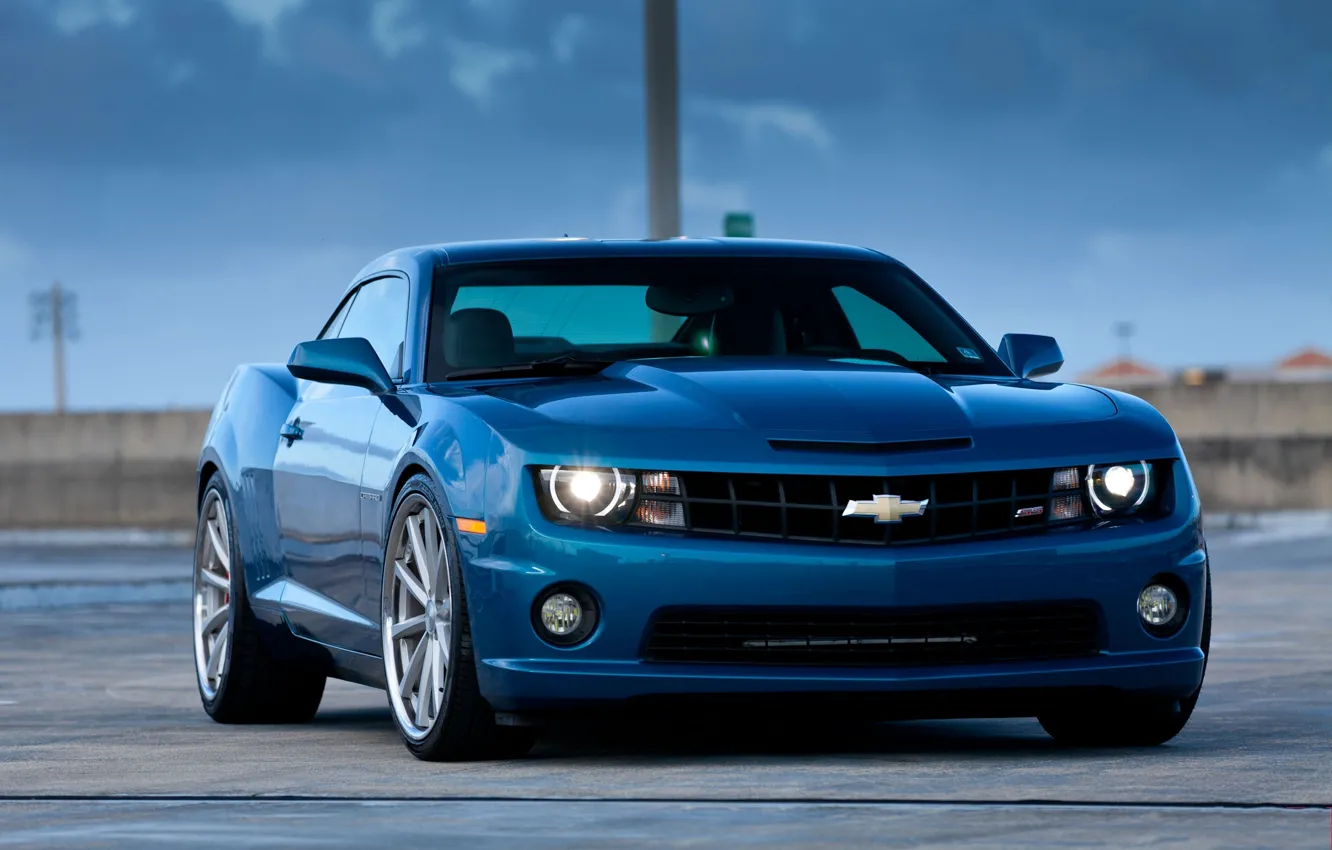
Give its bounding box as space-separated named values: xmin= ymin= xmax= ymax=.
xmin=644 ymin=603 xmax=1102 ymax=666
xmin=634 ymin=468 xmax=1088 ymax=547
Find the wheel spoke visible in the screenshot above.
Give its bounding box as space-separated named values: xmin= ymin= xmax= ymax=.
xmin=200 ymin=569 xmax=229 ymax=592
xmin=201 ymin=604 xmax=229 ymax=638
xmin=437 ymin=601 xmax=452 ymax=669
xmin=406 ymin=516 xmax=431 ymax=595
xmin=207 ymin=622 xmax=229 ymax=679
xmin=394 ymin=561 xmax=428 ymax=606
xmin=396 ymin=635 xmax=427 ymax=701
xmin=206 ymin=520 xmax=230 ymax=572
xmin=391 ymin=614 xmax=426 ymax=640
xmin=430 ymin=634 xmax=445 ymax=716
xmin=417 ymin=638 xmax=434 ymax=725
xmin=422 ymin=510 xmax=442 ymax=595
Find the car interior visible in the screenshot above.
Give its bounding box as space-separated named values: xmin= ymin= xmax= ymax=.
xmin=435 ymin=288 xmax=892 ymax=369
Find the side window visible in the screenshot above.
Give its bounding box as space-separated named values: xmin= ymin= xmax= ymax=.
xmin=336 ymin=276 xmax=410 ymax=378
xmin=318 ymin=292 xmax=356 ymax=340
xmin=831 ymin=286 xmax=946 ymax=363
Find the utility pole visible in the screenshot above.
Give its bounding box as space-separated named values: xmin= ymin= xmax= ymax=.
xmin=30 ymin=281 xmax=79 ymax=414
xmin=1113 ymin=321 xmax=1136 ymax=362
xmin=644 ymin=0 xmax=680 ymax=242
xmin=644 ymin=0 xmax=681 ymax=341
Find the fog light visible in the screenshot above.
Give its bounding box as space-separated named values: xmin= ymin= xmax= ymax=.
xmin=532 ymin=585 xmax=599 ymax=647
xmin=1138 ymin=584 xmax=1178 ymax=626
xmin=540 ymin=593 xmax=582 ymax=635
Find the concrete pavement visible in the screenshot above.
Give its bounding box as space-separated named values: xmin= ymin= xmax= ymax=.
xmin=0 ymin=522 xmax=1328 ymax=847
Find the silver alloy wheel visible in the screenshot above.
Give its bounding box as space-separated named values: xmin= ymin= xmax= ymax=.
xmin=193 ymin=489 xmax=232 ymax=700
xmin=383 ymin=495 xmax=452 ymax=741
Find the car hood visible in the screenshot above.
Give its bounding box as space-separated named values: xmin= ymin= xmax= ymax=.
xmin=448 ymin=357 xmax=1118 ymax=442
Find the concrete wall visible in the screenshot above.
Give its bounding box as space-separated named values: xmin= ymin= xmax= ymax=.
xmin=1180 ymin=437 xmax=1332 ymax=511
xmin=1124 ymin=382 xmax=1332 ymax=511
xmin=0 ymin=379 xmax=1328 ymax=528
xmin=0 ymin=410 xmax=210 ymax=529
xmin=1128 ymin=381 xmax=1332 ymax=439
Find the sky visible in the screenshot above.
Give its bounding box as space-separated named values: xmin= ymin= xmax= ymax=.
xmin=1 ymin=0 xmax=1329 ymax=412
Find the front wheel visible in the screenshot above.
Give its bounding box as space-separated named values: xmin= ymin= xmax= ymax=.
xmin=1039 ymin=567 xmax=1212 ymax=747
xmin=1037 ymin=694 xmax=1198 ymax=747
xmin=381 ymin=474 xmax=534 ymax=761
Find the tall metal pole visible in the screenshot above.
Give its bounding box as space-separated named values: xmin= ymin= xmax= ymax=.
xmin=51 ymin=281 xmax=66 ymax=414
xmin=645 ymin=0 xmax=681 ymax=341
xmin=644 ymin=0 xmax=680 ymax=241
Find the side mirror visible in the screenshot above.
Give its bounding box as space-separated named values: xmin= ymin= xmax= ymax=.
xmin=287 ymin=337 xmax=394 ymax=394
xmin=997 ymin=333 xmax=1064 ymax=379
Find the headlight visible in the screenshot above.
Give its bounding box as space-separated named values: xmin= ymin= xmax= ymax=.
xmin=538 ymin=466 xmax=638 ymax=523
xmin=1087 ymin=461 xmax=1153 ymax=517
xmin=535 ymin=466 xmax=688 ymax=527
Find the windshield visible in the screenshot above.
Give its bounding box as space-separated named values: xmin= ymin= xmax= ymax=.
xmin=425 ymin=257 xmax=1009 ymax=381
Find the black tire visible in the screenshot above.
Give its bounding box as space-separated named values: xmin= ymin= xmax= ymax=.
xmin=195 ymin=472 xmax=326 ymax=724
xmin=382 ymin=474 xmax=535 ymax=761
xmin=1039 ymin=566 xmax=1212 ymax=747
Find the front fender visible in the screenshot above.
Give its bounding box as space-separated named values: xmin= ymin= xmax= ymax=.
xmin=361 ymin=394 xmax=499 ymax=583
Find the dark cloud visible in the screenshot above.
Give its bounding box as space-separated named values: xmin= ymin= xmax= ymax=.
xmin=4 ymin=0 xmax=1329 ymax=171
xmin=1 ymin=0 xmax=1329 ymax=411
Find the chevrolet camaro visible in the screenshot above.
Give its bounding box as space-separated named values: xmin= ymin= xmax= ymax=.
xmin=193 ymin=237 xmax=1210 ymax=760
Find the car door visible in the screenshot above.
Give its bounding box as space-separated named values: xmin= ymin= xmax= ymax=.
xmin=273 ymin=274 xmax=409 ymax=654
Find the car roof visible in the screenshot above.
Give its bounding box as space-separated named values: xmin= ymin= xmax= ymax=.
xmin=349 ymin=237 xmax=900 ymax=286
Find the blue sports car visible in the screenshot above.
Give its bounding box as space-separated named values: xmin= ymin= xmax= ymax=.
xmin=193 ymin=237 xmax=1210 ymax=760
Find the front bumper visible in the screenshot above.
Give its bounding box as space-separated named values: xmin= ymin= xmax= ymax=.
xmin=461 ymin=491 xmax=1208 ymax=714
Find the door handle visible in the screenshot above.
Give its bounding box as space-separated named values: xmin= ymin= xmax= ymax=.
xmin=280 ymin=419 xmax=305 ymax=445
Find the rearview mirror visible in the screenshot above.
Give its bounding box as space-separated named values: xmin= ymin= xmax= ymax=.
xmin=645 ymin=282 xmax=734 ymax=316
xmin=287 ymin=337 xmax=394 ymax=394
xmin=997 ymin=333 xmax=1063 ymax=379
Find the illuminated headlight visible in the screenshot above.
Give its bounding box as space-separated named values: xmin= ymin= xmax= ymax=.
xmin=535 ymin=467 xmax=687 ymax=528
xmin=1087 ymin=461 xmax=1153 ymax=517
xmin=539 ymin=466 xmax=637 ymax=522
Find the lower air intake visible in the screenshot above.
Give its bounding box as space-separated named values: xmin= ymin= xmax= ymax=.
xmin=643 ymin=602 xmax=1101 ymax=667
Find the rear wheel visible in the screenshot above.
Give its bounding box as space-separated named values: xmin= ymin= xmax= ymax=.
xmin=1039 ymin=567 xmax=1212 ymax=746
xmin=381 ymin=474 xmax=535 ymax=761
xmin=194 ymin=473 xmax=326 ymax=723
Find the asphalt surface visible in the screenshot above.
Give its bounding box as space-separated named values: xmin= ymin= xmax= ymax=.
xmin=0 ymin=518 xmax=1329 ymax=848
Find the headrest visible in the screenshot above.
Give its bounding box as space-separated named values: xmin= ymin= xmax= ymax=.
xmin=710 ymin=303 xmax=787 ymax=356
xmin=444 ymin=308 xmax=515 ymax=368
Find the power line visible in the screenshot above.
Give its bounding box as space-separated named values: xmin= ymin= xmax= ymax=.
xmin=30 ymin=281 xmax=78 ymax=414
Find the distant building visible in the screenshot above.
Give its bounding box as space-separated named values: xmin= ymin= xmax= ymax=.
xmin=1076 ymin=357 xmax=1168 ymax=387
xmin=1275 ymin=346 xmax=1332 ymax=381
xmin=1077 ymin=346 xmax=1332 ymax=387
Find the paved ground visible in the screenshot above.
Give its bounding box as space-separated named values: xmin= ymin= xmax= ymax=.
xmin=0 ymin=541 xmax=187 ymax=610
xmin=0 ymin=519 xmax=1329 ymax=848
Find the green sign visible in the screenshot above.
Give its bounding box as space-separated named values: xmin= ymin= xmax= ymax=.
xmin=723 ymin=212 xmax=754 ymax=238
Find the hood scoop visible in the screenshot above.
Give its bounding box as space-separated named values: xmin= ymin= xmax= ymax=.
xmin=767 ymin=436 xmax=973 ymax=455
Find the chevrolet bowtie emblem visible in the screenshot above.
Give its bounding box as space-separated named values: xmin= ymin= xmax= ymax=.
xmin=842 ymin=494 xmax=929 ymax=524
